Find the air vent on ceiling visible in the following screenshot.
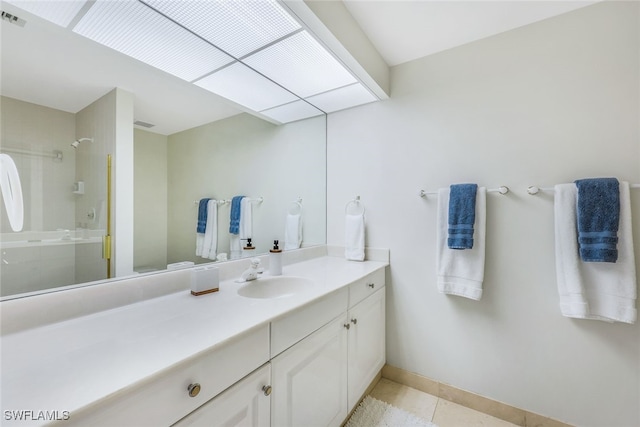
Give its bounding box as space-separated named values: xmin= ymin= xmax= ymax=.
xmin=1 ymin=11 xmax=26 ymax=27
xmin=134 ymin=120 xmax=155 ymax=128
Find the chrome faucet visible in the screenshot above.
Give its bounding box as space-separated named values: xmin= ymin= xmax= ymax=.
xmin=239 ymin=258 xmax=262 ymax=282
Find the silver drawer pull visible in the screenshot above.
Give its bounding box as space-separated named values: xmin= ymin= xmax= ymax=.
xmin=344 ymin=323 xmax=351 ymax=330
xmin=351 ymin=318 xmax=358 ymax=325
xmin=262 ymin=385 xmax=272 ymax=396
xmin=367 ymin=283 xmax=375 ymax=288
xmin=188 ymin=383 xmax=201 ymax=398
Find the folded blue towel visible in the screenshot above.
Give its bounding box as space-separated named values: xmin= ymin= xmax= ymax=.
xmin=229 ymin=195 xmax=245 ymax=235
xmin=448 ymin=184 xmax=477 ymax=250
xmin=574 ymin=178 xmax=619 ymax=263
xmin=197 ymin=198 xmax=210 ymax=233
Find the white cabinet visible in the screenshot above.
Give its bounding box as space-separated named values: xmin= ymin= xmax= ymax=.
xmin=173 ymin=364 xmax=271 ymax=427
xmin=270 ymin=288 xmax=348 ymax=358
xmin=347 ymin=288 xmax=386 ymax=409
xmin=270 ymin=270 xmax=386 ymax=427
xmin=271 ymin=315 xmax=349 ymax=427
xmin=66 ymin=324 xmax=270 ymax=427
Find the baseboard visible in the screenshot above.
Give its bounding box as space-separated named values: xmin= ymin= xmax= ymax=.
xmin=381 ymin=364 xmax=573 ymax=427
xmin=341 ymin=370 xmax=383 ymax=427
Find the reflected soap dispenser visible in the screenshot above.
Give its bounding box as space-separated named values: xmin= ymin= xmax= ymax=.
xmin=270 ymin=240 xmax=283 ymax=276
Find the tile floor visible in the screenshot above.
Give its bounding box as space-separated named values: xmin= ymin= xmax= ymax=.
xmin=368 ymin=378 xmax=520 ymax=427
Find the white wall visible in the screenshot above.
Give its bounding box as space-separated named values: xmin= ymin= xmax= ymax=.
xmin=327 ymin=3 xmax=639 ymax=426
xmin=167 ymin=113 xmax=326 ymax=265
xmin=133 ymin=129 xmax=168 ymax=271
xmin=75 ymin=88 xmax=135 ymax=280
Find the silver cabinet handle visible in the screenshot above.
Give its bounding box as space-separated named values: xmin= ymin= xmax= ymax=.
xmin=188 ymin=383 xmax=201 ymax=398
xmin=367 ymin=283 xmax=375 ymax=288
xmin=344 ymin=323 xmax=350 ymax=330
xmin=262 ymin=385 xmax=272 ymax=396
xmin=351 ymin=318 xmax=357 ymax=325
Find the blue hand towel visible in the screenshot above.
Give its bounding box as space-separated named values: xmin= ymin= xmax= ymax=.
xmin=574 ymin=178 xmax=619 ymax=263
xmin=196 ymin=198 xmax=210 ymax=233
xmin=448 ymin=184 xmax=478 ymax=250
xmin=229 ymin=195 xmax=245 ymax=235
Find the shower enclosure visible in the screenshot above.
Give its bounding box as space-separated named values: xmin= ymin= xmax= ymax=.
xmin=0 ymin=96 xmax=109 ymax=298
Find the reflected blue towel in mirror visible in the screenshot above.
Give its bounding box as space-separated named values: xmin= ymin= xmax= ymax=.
xmin=575 ymin=178 xmax=619 ymax=263
xmin=229 ymin=195 xmax=245 ymax=235
xmin=448 ymin=184 xmax=477 ymax=250
xmin=197 ymin=198 xmax=210 ymax=233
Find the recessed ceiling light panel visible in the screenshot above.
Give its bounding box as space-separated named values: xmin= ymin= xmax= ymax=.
xmin=73 ymin=0 xmax=233 ymax=82
xmin=306 ymin=83 xmax=377 ymax=113
xmin=195 ymin=62 xmax=298 ymax=112
xmin=260 ymin=100 xmax=324 ymax=124
xmin=4 ymin=0 xmax=87 ymax=27
xmin=243 ymin=31 xmax=357 ymax=99
xmin=144 ymin=0 xmax=301 ymax=58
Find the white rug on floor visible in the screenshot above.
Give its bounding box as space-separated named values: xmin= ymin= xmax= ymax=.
xmin=346 ymin=395 xmax=437 ymax=427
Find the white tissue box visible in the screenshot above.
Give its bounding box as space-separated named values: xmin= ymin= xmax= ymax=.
xmin=191 ymin=266 xmax=220 ymax=296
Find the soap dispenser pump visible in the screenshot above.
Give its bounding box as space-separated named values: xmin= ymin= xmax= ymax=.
xmin=243 ymin=238 xmax=255 ymax=250
xmin=270 ymin=240 xmax=283 ymax=276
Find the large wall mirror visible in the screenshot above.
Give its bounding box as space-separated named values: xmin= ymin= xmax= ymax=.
xmin=0 ymin=2 xmax=327 ymax=300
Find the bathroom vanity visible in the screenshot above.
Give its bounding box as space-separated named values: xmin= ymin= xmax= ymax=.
xmin=0 ymin=247 xmax=388 ymax=427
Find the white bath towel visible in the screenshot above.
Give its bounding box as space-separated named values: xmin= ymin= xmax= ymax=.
xmin=554 ymin=182 xmax=637 ymax=324
xmin=284 ymin=213 xmax=302 ymax=250
xmin=345 ymin=213 xmax=365 ymax=261
xmin=201 ymin=200 xmax=218 ymax=260
xmin=230 ymin=198 xmax=253 ymax=259
xmin=436 ymin=187 xmax=486 ymax=300
xmin=195 ymin=201 xmax=206 ymax=257
xmin=196 ymin=233 xmax=205 ymax=257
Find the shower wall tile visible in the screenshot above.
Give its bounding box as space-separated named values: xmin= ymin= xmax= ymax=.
xmin=0 ymin=96 xmax=76 ymax=233
xmin=1 ymin=96 xmax=77 ymax=297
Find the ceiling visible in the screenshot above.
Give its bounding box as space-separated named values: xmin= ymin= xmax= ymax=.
xmin=343 ymin=0 xmax=598 ymax=67
xmin=1 ymin=0 xmax=597 ymax=136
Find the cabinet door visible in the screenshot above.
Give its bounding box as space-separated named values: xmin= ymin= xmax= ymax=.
xmin=173 ymin=364 xmax=271 ymax=427
xmin=347 ymin=288 xmax=386 ymax=410
xmin=271 ymin=315 xmax=348 ymax=427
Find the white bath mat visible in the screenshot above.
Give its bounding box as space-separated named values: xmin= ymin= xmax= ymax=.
xmin=345 ymin=395 xmax=437 ymax=427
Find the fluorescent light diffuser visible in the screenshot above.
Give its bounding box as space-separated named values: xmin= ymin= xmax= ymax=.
xmin=73 ymin=0 xmax=233 ymax=82
xmin=260 ymin=100 xmax=324 ymax=124
xmin=195 ymin=63 xmax=298 ymax=112
xmin=4 ymin=0 xmax=88 ymax=27
xmin=305 ymin=83 xmax=377 ymax=113
xmin=144 ymin=0 xmax=301 ymax=58
xmin=243 ymin=31 xmax=357 ymax=98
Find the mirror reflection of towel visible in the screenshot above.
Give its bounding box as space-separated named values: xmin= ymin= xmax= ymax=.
xmin=229 ymin=195 xmax=244 ymax=235
xmin=284 ymin=213 xmax=302 ymax=250
xmin=202 ymin=200 xmax=218 ymax=260
xmin=230 ymin=198 xmax=252 ymax=259
xmin=195 ymin=198 xmax=210 ymax=257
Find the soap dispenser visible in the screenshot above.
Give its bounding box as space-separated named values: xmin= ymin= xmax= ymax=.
xmin=243 ymin=238 xmax=255 ymax=251
xmin=269 ymin=240 xmax=283 ymax=276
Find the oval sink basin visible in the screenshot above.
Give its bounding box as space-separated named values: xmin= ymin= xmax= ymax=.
xmin=237 ymin=276 xmax=313 ymax=299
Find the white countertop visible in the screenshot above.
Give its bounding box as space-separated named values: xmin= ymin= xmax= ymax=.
xmin=1 ymin=255 xmax=387 ymax=425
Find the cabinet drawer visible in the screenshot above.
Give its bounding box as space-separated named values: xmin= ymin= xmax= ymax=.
xmin=173 ymin=363 xmax=271 ymax=427
xmin=348 ymin=268 xmax=385 ymax=308
xmin=271 ymin=287 xmax=348 ymax=358
xmin=68 ymin=324 xmax=270 ymax=427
